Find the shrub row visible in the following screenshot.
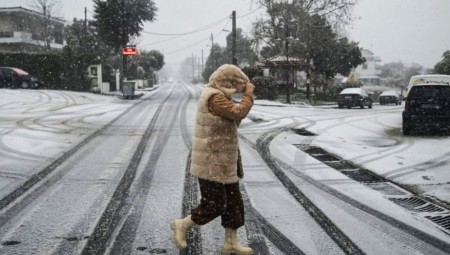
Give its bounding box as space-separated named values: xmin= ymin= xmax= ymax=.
xmin=0 ymin=50 xmax=97 ymax=91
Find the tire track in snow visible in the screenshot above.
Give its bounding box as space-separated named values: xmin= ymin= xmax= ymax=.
xmin=179 ymin=85 xmax=277 ymax=254
xmin=178 ymin=84 xmax=203 ymax=255
xmin=81 ymin=86 xmax=175 ymax=255
xmin=250 ymin=127 xmax=450 ymax=254
xmin=0 ymin=89 xmax=163 ymax=215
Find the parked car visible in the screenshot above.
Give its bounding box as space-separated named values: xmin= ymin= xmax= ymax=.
xmin=379 ymin=90 xmax=402 ymax=105
xmin=0 ymin=67 xmax=43 ymax=89
xmin=402 ymin=82 xmax=450 ymax=135
xmin=337 ymin=88 xmax=373 ymax=109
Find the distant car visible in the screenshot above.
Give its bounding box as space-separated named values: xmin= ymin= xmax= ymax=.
xmin=0 ymin=67 xmax=43 ymax=89
xmin=402 ymin=82 xmax=450 ymax=135
xmin=379 ymin=90 xmax=402 ymax=105
xmin=337 ymin=87 xmax=373 ymax=109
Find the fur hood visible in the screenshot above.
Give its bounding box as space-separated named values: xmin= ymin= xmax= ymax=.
xmin=207 ymin=64 xmax=249 ymax=98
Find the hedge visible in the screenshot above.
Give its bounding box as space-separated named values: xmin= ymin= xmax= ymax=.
xmin=0 ymin=50 xmax=96 ymax=91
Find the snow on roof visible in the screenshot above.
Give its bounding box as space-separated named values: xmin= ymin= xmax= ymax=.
xmin=359 ymin=75 xmax=380 ymax=79
xmin=257 ymin=54 xmax=307 ymax=67
xmin=380 ymin=90 xmax=399 ymax=96
xmin=339 ymin=88 xmax=365 ymax=95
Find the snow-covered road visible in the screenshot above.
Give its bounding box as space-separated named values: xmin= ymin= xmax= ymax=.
xmin=1 ymin=85 xmax=450 ymax=254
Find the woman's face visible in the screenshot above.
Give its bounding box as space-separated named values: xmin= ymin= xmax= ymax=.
xmin=233 ymin=80 xmax=246 ymax=93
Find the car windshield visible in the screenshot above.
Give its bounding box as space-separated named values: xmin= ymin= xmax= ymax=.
xmin=409 ymin=85 xmax=450 ymax=98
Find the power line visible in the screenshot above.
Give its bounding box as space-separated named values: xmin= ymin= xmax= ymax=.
xmin=237 ymin=5 xmax=264 ymax=19
xmin=142 ymin=15 xmax=229 ymax=36
xmin=165 ymin=36 xmax=210 ymax=55
xmin=140 ymin=17 xmax=230 ymax=47
xmin=140 ymin=35 xmax=180 ymax=47
xmin=142 ymin=6 xmax=263 ymax=37
xmin=164 ymin=17 xmax=232 ymax=56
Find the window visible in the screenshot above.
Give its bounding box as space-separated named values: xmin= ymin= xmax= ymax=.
xmin=409 ymin=86 xmax=450 ymax=98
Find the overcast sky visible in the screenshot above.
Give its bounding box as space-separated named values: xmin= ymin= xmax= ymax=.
xmin=6 ymin=0 xmax=450 ymax=69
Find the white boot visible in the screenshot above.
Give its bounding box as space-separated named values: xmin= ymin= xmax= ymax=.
xmin=221 ymin=228 xmax=253 ymax=255
xmin=170 ymin=215 xmax=196 ymax=249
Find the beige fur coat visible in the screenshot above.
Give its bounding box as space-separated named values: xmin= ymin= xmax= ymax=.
xmin=190 ymin=64 xmax=253 ymax=183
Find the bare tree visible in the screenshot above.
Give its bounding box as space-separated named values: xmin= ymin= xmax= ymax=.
xmin=27 ymin=0 xmax=63 ymax=50
xmin=253 ymin=0 xmax=359 ymax=100
xmin=253 ymin=0 xmax=356 ymax=49
xmin=259 ymin=0 xmax=356 ymax=25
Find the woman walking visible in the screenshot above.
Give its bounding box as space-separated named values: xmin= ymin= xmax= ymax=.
xmin=171 ymin=64 xmax=255 ymax=255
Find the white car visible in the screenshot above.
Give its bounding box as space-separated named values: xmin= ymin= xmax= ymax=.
xmin=379 ymin=90 xmax=402 ymax=105
xmin=337 ymin=88 xmax=373 ymax=109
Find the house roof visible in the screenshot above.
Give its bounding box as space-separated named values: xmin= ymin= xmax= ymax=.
xmin=257 ymin=54 xmax=308 ymax=68
xmin=0 ymin=6 xmax=65 ymax=23
xmin=359 ymin=75 xmax=380 ymax=79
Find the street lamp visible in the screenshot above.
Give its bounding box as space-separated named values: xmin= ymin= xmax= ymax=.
xmin=280 ymin=20 xmax=299 ymax=104
xmin=284 ymin=23 xmax=291 ymax=104
xmin=306 ymin=58 xmax=313 ymax=101
xmin=274 ymin=0 xmax=300 ymax=104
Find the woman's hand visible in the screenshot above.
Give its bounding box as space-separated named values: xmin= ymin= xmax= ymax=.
xmin=244 ymin=82 xmax=255 ymax=95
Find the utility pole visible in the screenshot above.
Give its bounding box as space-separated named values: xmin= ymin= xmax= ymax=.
xmin=192 ymin=52 xmax=195 ymax=80
xmin=201 ymin=49 xmax=204 ymax=81
xmin=83 ymin=7 xmax=87 ymax=51
xmin=210 ymin=33 xmax=216 ymax=69
xmin=231 ymin=11 xmax=237 ymax=65
xmin=43 ymin=5 xmax=50 ymax=50
xmin=121 ymin=0 xmax=127 ymax=90
xmin=306 ymin=22 xmax=311 ymax=100
xmin=84 ymin=7 xmax=87 ymax=32
xmin=197 ymin=55 xmax=201 ymax=81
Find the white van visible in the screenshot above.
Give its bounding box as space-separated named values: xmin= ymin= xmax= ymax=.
xmin=406 ymin=74 xmax=450 ymax=96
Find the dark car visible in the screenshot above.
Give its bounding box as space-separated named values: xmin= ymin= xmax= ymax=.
xmin=0 ymin=67 xmax=43 ymax=89
xmin=379 ymin=90 xmax=402 ymax=105
xmin=402 ymin=82 xmax=450 ymax=135
xmin=337 ymin=88 xmax=373 ymax=109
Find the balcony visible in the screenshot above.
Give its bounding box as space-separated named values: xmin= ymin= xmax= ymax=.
xmin=0 ymin=31 xmax=64 ymax=49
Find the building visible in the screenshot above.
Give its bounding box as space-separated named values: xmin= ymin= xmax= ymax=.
xmin=0 ymin=6 xmax=65 ymax=52
xmin=354 ymin=48 xmax=382 ymax=85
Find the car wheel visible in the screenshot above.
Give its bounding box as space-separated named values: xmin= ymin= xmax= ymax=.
xmin=403 ymin=128 xmax=410 ymax=135
xmin=403 ymin=125 xmax=411 ymax=135
xmin=21 ymin=81 xmax=29 ymax=89
xmin=347 ymin=104 xmax=351 ymax=109
xmin=338 ymin=104 xmax=343 ymax=109
xmin=360 ymin=102 xmax=364 ymax=109
xmin=369 ymin=103 xmax=372 ymax=109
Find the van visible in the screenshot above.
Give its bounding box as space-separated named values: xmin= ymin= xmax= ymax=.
xmin=406 ymin=74 xmax=450 ymax=96
xmin=403 ymin=82 xmax=450 ymax=135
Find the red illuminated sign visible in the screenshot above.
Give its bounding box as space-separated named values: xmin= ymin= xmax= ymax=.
xmin=122 ymin=46 xmax=138 ymax=56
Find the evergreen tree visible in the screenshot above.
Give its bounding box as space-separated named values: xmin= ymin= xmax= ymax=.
xmin=92 ymin=0 xmax=157 ymax=51
xmin=224 ymin=28 xmax=257 ymax=67
xmin=434 ymin=50 xmax=450 ymax=75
